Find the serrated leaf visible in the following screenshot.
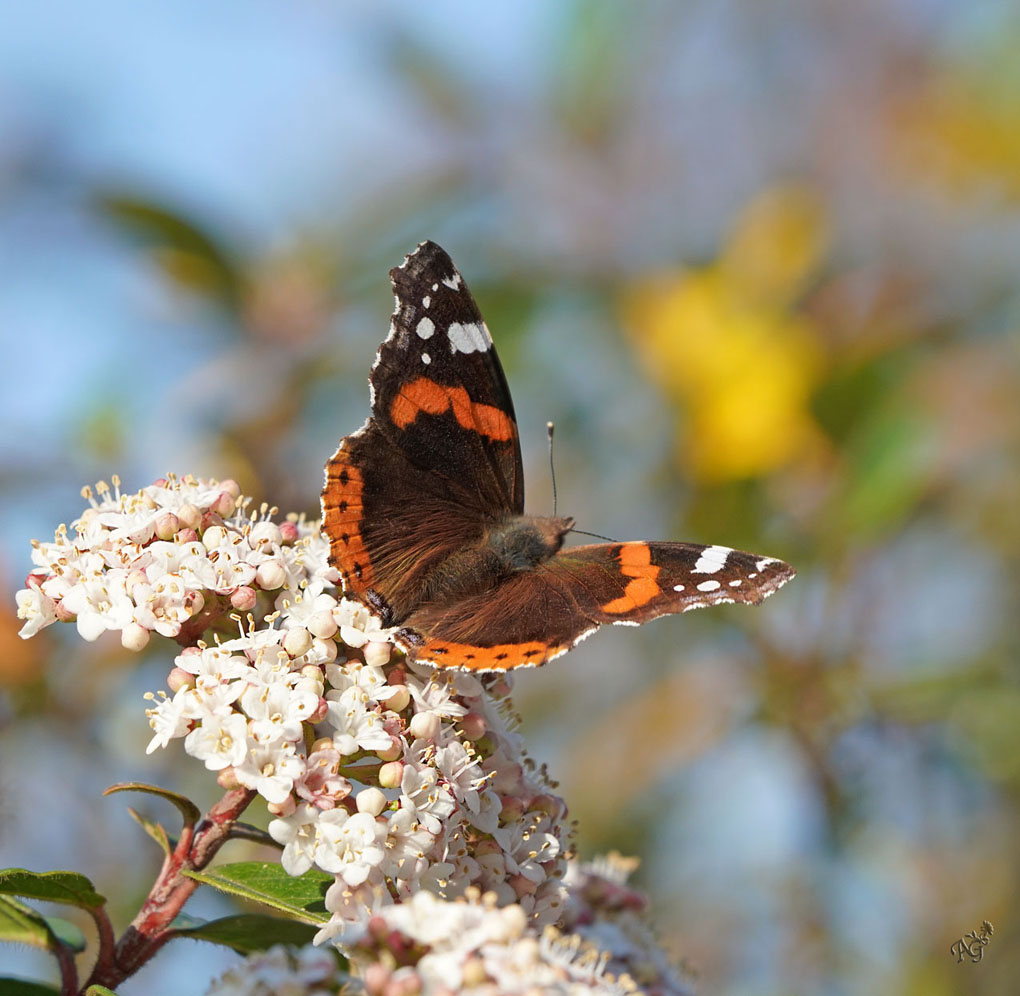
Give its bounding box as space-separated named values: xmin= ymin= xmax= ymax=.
xmin=184 ymin=862 xmax=331 ymax=922
xmin=0 ymin=978 xmax=61 ymax=995
xmin=0 ymin=869 xmax=106 ymax=909
xmin=85 ymin=986 xmax=119 ymax=995
xmin=174 ymin=913 xmax=322 ymax=954
xmin=104 ymin=782 xmax=201 ymax=829
xmin=126 ymin=807 xmax=172 ymax=855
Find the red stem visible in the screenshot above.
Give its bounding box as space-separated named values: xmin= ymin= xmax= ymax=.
xmin=81 ymin=787 xmax=256 ymax=993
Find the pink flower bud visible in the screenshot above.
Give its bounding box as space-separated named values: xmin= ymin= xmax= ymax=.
xmin=362 ymin=964 xmax=391 ymax=996
xmin=307 ymin=610 xmax=338 ymax=639
xmin=177 ymin=528 xmax=199 ymax=543
xmin=283 ymin=627 xmax=313 ymax=658
xmin=155 ymin=512 xmax=180 ymax=540
xmin=378 ymin=761 xmax=404 ymax=788
xmin=176 ymin=503 xmax=201 ymax=529
xmin=460 ymin=713 xmax=486 ymax=741
xmin=489 ymin=678 xmax=512 ymax=698
xmin=55 ymin=600 xmax=76 ymax=623
xmin=279 ymin=520 xmax=300 ymax=544
xmin=230 ymin=586 xmax=257 ymax=611
xmin=499 ymin=796 xmax=525 ymax=824
xmin=387 ymin=667 xmax=408 ymax=685
xmin=375 ymin=737 xmax=402 ymax=762
xmin=217 ymin=767 xmax=241 ymax=790
xmin=409 ymin=711 xmax=441 ymax=741
xmin=364 ymin=641 xmax=391 ymax=668
xmin=166 ymin=667 xmax=194 ymax=692
xmin=218 ymin=478 xmax=241 ymax=499
xmin=309 ymin=698 xmax=329 ymax=723
xmin=385 ymin=684 xmax=410 ymax=712
xmin=255 ymin=560 xmax=286 ymax=590
xmin=212 ymin=491 xmax=237 ymax=517
xmin=152 ymin=477 xmax=168 ymax=488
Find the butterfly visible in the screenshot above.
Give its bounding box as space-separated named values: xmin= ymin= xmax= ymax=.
xmin=322 ymin=242 xmax=794 ymax=671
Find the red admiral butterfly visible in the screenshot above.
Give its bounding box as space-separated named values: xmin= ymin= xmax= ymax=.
xmin=322 ymin=242 xmax=794 ymax=671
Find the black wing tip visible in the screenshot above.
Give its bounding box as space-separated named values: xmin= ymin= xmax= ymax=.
xmin=389 ymin=240 xmax=455 ymax=284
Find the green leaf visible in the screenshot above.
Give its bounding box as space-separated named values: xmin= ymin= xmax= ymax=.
xmin=0 ymin=979 xmax=61 ymax=995
xmin=85 ymin=986 xmax=120 ymax=995
xmin=126 ymin=807 xmax=173 ymax=855
xmin=174 ymin=913 xmax=322 ymax=954
xmin=0 ymin=869 xmax=105 ymax=910
xmin=104 ymin=783 xmax=201 ymax=829
xmin=96 ymin=195 xmax=242 ymax=307
xmin=184 ymin=862 xmax=331 ymax=923
xmin=0 ymin=896 xmax=85 ymax=952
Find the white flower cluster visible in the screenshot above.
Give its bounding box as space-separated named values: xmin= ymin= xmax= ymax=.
xmin=17 ymin=476 xmax=571 ymax=940
xmin=217 ymin=868 xmax=696 ymax=996
xmin=205 ymin=944 xmax=353 ymax=995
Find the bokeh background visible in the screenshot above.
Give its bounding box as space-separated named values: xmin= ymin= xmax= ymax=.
xmin=2 ymin=2 xmax=1019 ymax=994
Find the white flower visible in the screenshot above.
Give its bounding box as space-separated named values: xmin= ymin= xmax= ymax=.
xmin=334 ymin=598 xmax=395 ymax=648
xmin=240 ymin=681 xmax=319 ymax=745
xmin=268 ymin=802 xmax=322 ymax=876
xmin=381 ymin=806 xmax=435 ymax=883
xmin=324 ymin=686 xmax=392 ymax=755
xmin=184 ymin=712 xmax=249 ymax=771
xmin=234 ymin=740 xmax=305 ymax=805
xmin=16 ymin=587 xmax=57 ymax=639
xmin=175 ymin=646 xmax=252 ymax=682
xmin=145 ymin=691 xmax=192 ymax=753
xmin=60 ymin=573 xmax=136 ymax=641
xmin=314 ymin=809 xmax=387 ymax=886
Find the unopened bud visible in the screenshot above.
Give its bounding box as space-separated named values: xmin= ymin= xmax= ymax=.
xmin=218 ymin=478 xmax=241 ymax=499
xmin=202 ymin=525 xmax=228 ymax=549
xmin=364 ymin=641 xmax=391 ymax=668
xmin=279 ymin=520 xmax=299 ymax=544
xmin=378 ymin=761 xmax=404 ymax=788
xmin=460 ymin=713 xmax=486 ymax=741
xmin=166 ymin=666 xmax=194 ymax=692
xmin=217 ymin=767 xmax=241 ymax=790
xmin=176 ymin=503 xmax=201 ymax=529
xmin=376 ymin=738 xmax=403 ymax=763
xmin=177 ymin=528 xmax=199 ymax=543
xmin=385 ymin=684 xmax=410 ymax=712
xmin=409 ymin=711 xmax=441 ymax=741
xmin=283 ymin=627 xmax=313 ymax=658
xmin=255 ymin=560 xmax=287 ymax=590
xmin=211 ymin=491 xmax=237 ymax=517
xmin=267 ymin=795 xmax=296 ymax=818
xmin=313 ymin=637 xmax=338 ymax=663
xmin=356 ymin=787 xmax=387 ymax=816
xmin=154 ymin=512 xmax=180 ymax=540
xmin=120 ymin=622 xmax=150 ymax=652
xmin=307 ymin=610 xmax=338 ymax=639
xmin=309 ymin=698 xmax=329 ymax=723
xmin=230 ymin=586 xmax=257 ymax=611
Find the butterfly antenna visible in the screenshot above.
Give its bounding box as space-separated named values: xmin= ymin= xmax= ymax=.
xmin=547 ymin=421 xmax=559 ymax=517
xmin=571 ymin=527 xmax=617 ymax=542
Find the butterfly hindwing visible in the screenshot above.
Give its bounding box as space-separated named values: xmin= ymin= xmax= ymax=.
xmin=396 ymin=542 xmax=795 ymax=670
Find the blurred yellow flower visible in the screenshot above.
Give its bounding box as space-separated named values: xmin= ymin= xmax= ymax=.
xmin=623 ymin=185 xmax=827 ymax=481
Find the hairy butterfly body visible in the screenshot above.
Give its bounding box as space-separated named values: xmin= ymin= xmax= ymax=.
xmin=322 ymin=241 xmax=794 ymax=671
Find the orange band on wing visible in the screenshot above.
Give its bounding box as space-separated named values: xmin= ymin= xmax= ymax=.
xmin=410 ymin=636 xmax=564 ymax=671
xmin=390 ymin=378 xmax=515 ymax=442
xmin=600 ymin=542 xmax=662 ymax=614
xmin=322 ymin=451 xmax=375 ymax=588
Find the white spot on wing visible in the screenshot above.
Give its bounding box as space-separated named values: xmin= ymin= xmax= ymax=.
xmin=422 ymin=295 xmax=431 ymax=308
xmin=421 ymin=352 xmax=431 ymax=364
xmin=416 ymin=317 xmax=435 ymax=339
xmin=693 ymin=545 xmax=732 ymax=574
xmin=431 ymin=283 xmax=438 ymax=291
xmin=756 ymin=557 xmax=778 ymax=571
xmin=729 ymin=579 xmax=742 ymax=586
xmin=697 ymin=580 xmax=721 ymax=592
xmin=447 ymin=321 xmax=490 ymax=354
xmin=673 ymin=584 xmax=685 ymax=592
xmin=442 ymin=273 xmax=461 ymax=291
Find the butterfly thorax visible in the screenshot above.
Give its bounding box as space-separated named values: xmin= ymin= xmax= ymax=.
xmin=414 ymin=514 xmax=574 ymax=611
